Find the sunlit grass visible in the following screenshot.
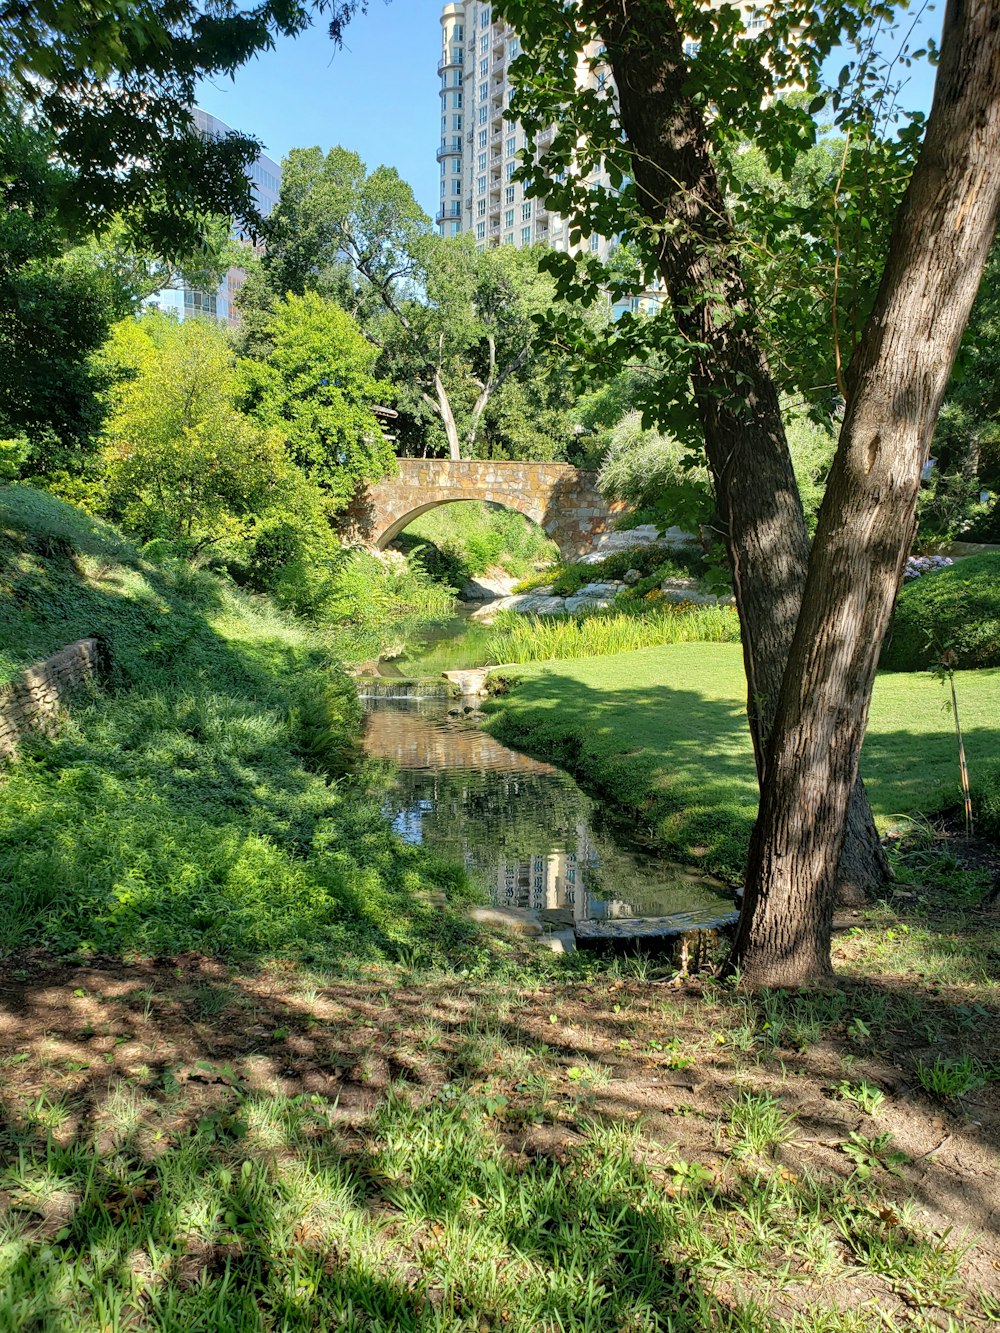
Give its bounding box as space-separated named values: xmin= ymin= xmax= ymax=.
xmin=485 ymin=643 xmax=1000 ymax=880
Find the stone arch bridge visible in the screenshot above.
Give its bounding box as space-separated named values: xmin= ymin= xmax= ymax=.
xmin=342 ymin=460 xmax=625 ymax=561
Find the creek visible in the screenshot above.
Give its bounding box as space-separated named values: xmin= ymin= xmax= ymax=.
xmin=360 ymin=690 xmax=738 ymax=947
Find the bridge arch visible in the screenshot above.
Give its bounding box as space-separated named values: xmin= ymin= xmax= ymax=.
xmin=374 ymin=494 xmax=547 ymax=550
xmin=342 ymin=460 xmax=625 ymax=563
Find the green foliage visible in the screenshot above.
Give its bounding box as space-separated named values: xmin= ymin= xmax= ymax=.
xmin=515 ymin=543 xmax=707 ymax=597
xmin=915 ymin=1054 xmax=988 ymax=1100
xmin=262 ymin=147 xmax=577 ymax=460
xmin=292 ymin=671 xmax=363 ymax=780
xmin=971 ymin=762 xmax=1000 ymax=843
xmin=2 ymin=3 xmax=364 ymax=255
xmin=926 ymin=240 xmax=1000 ymax=543
xmin=98 ymin=314 xmax=292 ymax=553
xmin=486 ymin=603 xmax=740 ymax=666
xmin=0 ymin=486 xmax=473 ymax=964
xmin=596 ymin=402 xmax=835 ymax=538
xmin=882 ymin=553 xmax=1000 ymax=671
xmin=398 ymin=502 xmax=558 ymax=582
xmin=242 ymin=291 xmax=396 ymax=510
xmin=834 ymin=1080 xmax=885 ymax=1116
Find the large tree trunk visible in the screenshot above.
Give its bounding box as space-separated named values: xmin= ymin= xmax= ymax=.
xmin=590 ymin=0 xmax=889 ymax=900
xmin=731 ymin=0 xmax=1000 ymax=987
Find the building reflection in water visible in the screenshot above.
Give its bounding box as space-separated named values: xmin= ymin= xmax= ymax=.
xmin=363 ymin=698 xmax=734 ymax=927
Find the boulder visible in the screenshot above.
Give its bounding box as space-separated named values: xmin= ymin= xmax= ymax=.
xmin=623 ymin=568 xmax=642 ymax=585
xmin=460 ymin=574 xmax=518 ymax=601
xmin=466 ymin=905 xmax=543 ymax=937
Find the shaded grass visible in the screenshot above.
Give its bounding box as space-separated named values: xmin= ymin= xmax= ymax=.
xmin=0 ymin=487 xmax=489 ymax=967
xmin=0 ymin=942 xmax=996 ymax=1332
xmin=484 ymin=643 xmax=1000 ymax=881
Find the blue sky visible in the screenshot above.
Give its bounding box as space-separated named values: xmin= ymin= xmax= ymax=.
xmin=194 ymin=0 xmax=943 ymax=225
xmin=195 ymin=0 xmax=442 ymax=218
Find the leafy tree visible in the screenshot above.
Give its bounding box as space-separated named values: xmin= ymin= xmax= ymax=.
xmin=260 ymin=147 xmax=570 ymax=459
xmin=0 ymin=1 xmax=365 ymax=253
xmin=924 ymin=240 xmax=1000 ymax=542
xmin=241 ymin=290 xmax=396 ymax=512
xmin=99 ymin=313 xmax=288 ymax=551
xmin=0 ymin=111 xmax=235 ymax=485
xmin=499 ymin=0 xmax=999 ymax=983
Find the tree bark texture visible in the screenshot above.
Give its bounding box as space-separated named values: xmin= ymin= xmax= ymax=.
xmin=731 ymin=0 xmax=1000 ymax=987
xmin=589 ymin=0 xmax=890 ymax=900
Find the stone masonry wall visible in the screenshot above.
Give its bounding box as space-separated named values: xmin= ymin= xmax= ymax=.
xmin=344 ymin=460 xmax=627 ymax=561
xmin=0 ymin=638 xmax=102 ymax=761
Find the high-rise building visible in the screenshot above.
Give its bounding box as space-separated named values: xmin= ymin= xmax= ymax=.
xmin=150 ymin=108 xmax=281 ymax=326
xmin=435 ymin=2 xmax=656 ymax=315
xmin=436 ymin=2 xmax=770 ymax=316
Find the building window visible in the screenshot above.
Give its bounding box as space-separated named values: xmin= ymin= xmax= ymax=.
xmin=476 ymin=221 xmax=486 ymax=239
xmin=477 ymin=199 xmax=486 ymax=217
xmin=478 ymin=106 xmax=488 ymax=124
xmin=505 ymin=185 xmax=515 ymax=204
xmin=505 ymin=134 xmax=516 ymax=155
xmin=477 ymin=174 xmax=486 ymax=194
xmin=505 ymin=162 xmax=515 ymax=179
xmin=504 ymin=208 xmax=514 ymax=227
xmin=479 ymin=57 xmax=488 ymax=78
xmin=478 ymin=81 xmax=487 ymax=102
xmin=480 ymin=6 xmax=490 ymax=26
xmin=508 ymin=38 xmax=519 ymax=58
xmin=477 ymin=151 xmax=487 ymax=171
xmin=520 ymin=226 xmax=531 ymax=245
xmin=454 ymin=25 xmax=463 ymax=40
xmin=521 ymin=202 xmax=531 ymax=220
xmin=683 ymin=39 xmax=700 ymax=58
xmin=453 ymin=180 xmax=462 ymax=195
xmin=453 ymin=157 xmax=462 ymax=172
xmin=589 ymin=233 xmax=600 ymax=252
xmin=477 ymin=129 xmax=488 ymax=148
xmin=452 ymin=91 xmax=462 ymax=108
xmin=504 ymin=233 xmax=514 ymax=246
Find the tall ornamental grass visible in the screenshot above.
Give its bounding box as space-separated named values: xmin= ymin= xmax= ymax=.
xmin=486 ymin=602 xmax=740 ymax=663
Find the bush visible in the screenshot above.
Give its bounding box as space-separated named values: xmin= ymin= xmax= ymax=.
xmin=398 ymin=502 xmax=559 ymax=582
xmin=881 ymin=552 xmax=1000 ymax=670
xmin=972 ymin=762 xmax=1000 ymax=843
xmin=515 ymin=543 xmax=709 ymax=597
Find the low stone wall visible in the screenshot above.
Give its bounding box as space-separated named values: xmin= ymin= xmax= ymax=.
xmin=0 ymin=638 xmax=103 ymax=761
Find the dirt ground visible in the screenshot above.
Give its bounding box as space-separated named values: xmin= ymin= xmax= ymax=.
xmin=1 ymin=914 xmax=998 ymax=1329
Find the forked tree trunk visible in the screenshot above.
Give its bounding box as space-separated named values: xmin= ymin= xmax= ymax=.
xmin=590 ymin=0 xmax=889 ymax=901
xmin=731 ymin=0 xmax=1000 ymax=987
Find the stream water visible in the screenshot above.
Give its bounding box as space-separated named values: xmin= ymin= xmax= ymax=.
xmin=361 ymin=692 xmax=737 ymax=942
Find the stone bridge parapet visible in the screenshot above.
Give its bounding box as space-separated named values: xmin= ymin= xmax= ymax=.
xmin=342 ymin=459 xmax=626 ymax=561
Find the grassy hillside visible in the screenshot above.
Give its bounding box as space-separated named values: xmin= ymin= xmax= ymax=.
xmin=486 ymin=643 xmax=1000 ymax=881
xmin=0 ymin=487 xmax=479 ymax=965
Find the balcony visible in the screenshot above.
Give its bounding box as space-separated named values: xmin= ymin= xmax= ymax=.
xmin=437 ymin=54 xmax=462 ymax=75
xmin=436 ymin=138 xmax=463 ymax=162
xmin=435 ymin=204 xmax=463 ymax=226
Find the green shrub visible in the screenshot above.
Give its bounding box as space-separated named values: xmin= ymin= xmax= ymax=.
xmin=292 ymin=670 xmax=363 ymax=779
xmin=515 ymin=543 xmax=708 ymax=597
xmin=882 ymin=552 xmax=1000 ymax=670
xmin=398 ymin=502 xmax=559 ymax=582
xmin=971 ymin=762 xmax=1000 ymax=842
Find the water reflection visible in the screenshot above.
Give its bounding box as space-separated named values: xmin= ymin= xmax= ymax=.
xmin=363 ymin=697 xmax=735 ymax=930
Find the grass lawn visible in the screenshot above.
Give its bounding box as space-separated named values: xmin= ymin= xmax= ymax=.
xmin=1 ymin=924 xmax=998 ymax=1331
xmin=485 ymin=643 xmax=1000 ymax=882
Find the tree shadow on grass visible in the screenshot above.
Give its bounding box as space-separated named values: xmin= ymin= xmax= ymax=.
xmin=0 ymin=957 xmax=997 ymax=1329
